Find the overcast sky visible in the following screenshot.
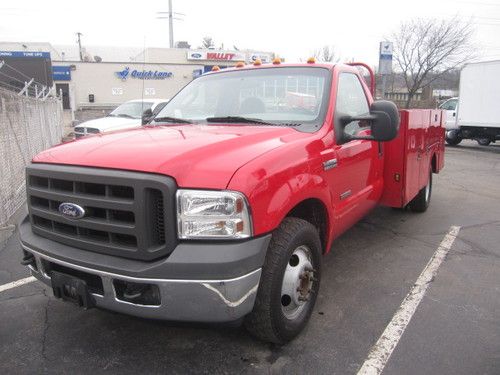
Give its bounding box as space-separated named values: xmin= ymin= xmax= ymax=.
xmin=1 ymin=0 xmax=500 ymax=65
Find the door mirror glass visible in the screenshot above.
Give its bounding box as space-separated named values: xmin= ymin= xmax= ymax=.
xmin=341 ymin=100 xmax=399 ymax=142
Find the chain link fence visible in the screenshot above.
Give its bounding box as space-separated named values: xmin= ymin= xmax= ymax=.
xmin=0 ymin=87 xmax=63 ymax=228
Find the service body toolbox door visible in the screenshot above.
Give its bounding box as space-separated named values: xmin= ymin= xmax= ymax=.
xmin=380 ymin=110 xmax=425 ymax=207
xmin=404 ymin=110 xmax=425 ymax=204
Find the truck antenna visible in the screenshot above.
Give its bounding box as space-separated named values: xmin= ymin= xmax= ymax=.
xmin=141 ymin=36 xmax=146 ymax=113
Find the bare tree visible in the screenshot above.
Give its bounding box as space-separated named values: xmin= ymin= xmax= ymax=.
xmin=392 ymin=17 xmax=476 ymax=108
xmin=312 ymin=45 xmax=339 ymax=62
xmin=200 ymin=36 xmax=215 ymax=49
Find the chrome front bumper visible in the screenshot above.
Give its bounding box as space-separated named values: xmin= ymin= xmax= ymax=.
xmin=22 ymin=244 xmax=261 ymax=322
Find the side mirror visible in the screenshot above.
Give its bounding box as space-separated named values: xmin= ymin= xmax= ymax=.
xmin=341 ymin=100 xmax=400 ymax=142
xmin=141 ymin=108 xmax=154 ymax=125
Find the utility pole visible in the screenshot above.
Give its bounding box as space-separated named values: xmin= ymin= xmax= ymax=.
xmin=156 ymin=2 xmax=184 ymax=48
xmin=168 ymin=0 xmax=174 ymax=48
xmin=76 ymin=32 xmax=83 ymax=61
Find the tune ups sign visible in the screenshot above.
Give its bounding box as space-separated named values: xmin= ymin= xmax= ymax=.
xmin=115 ymin=67 xmax=173 ymax=80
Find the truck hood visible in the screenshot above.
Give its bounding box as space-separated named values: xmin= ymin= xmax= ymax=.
xmin=76 ymin=116 xmax=140 ymax=132
xmin=33 ymin=125 xmax=299 ymax=189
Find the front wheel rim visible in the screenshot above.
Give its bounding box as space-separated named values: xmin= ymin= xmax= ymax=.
xmin=281 ymin=245 xmax=316 ymax=320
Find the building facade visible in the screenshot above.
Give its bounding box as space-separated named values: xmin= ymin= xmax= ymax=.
xmin=0 ymin=42 xmax=275 ymax=113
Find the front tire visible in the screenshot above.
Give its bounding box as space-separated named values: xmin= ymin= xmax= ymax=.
xmin=445 ymin=130 xmax=462 ymax=146
xmin=446 ymin=136 xmax=462 ymax=146
xmin=244 ymin=217 xmax=322 ymax=344
xmin=409 ymin=170 xmax=432 ymax=212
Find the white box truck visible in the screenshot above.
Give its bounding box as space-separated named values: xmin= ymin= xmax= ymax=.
xmin=444 ymin=60 xmax=500 ymax=146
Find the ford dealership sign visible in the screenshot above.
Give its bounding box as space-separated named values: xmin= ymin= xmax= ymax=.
xmin=186 ymin=50 xmax=273 ymax=63
xmin=187 ymin=50 xmax=245 ymax=61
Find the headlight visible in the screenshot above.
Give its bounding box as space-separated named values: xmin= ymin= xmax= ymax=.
xmin=176 ymin=189 xmax=252 ymax=239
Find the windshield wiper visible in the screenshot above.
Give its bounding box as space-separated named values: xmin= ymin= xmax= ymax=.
xmin=114 ymin=113 xmax=136 ymax=119
xmin=205 ymin=116 xmax=275 ymax=125
xmin=153 ymin=116 xmax=192 ymax=124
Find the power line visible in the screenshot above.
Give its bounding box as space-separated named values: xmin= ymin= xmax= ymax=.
xmin=469 ymin=15 xmax=500 ymax=21
xmin=156 ymin=0 xmax=185 ymax=48
xmin=455 ymin=0 xmax=500 ymax=6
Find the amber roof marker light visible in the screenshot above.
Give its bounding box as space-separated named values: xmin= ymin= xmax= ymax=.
xmin=272 ymin=57 xmax=281 ymax=65
xmin=211 ymin=66 xmax=220 ymax=72
xmin=253 ymin=58 xmax=262 ymax=66
xmin=235 ymin=61 xmax=245 ymax=68
xmin=307 ymin=57 xmax=316 ymax=64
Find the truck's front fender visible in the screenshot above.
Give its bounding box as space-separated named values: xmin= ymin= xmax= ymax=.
xmin=228 ymin=156 xmax=335 ymax=252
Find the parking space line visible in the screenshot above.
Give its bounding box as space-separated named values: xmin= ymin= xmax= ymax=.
xmin=357 ymin=226 xmax=461 ymax=375
xmin=0 ymin=276 xmax=36 ymax=293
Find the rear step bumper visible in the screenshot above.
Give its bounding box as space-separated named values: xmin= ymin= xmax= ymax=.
xmin=21 ymin=244 xmax=262 ymax=322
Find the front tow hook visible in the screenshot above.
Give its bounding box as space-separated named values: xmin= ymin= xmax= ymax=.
xmin=20 ymin=254 xmax=35 ymax=267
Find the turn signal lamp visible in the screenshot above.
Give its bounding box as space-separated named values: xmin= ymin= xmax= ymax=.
xmin=253 ymin=58 xmax=262 ymax=66
xmin=211 ymin=65 xmax=220 ymax=72
xmin=272 ymin=57 xmax=281 ymax=65
xmin=307 ymin=57 xmax=316 ymax=64
xmin=235 ymin=61 xmax=245 ymax=68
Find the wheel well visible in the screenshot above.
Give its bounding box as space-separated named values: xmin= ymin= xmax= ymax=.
xmin=431 ymin=153 xmax=437 ymax=173
xmin=286 ymin=198 xmax=328 ymax=253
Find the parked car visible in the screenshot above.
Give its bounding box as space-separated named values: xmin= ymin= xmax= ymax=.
xmin=20 ymin=61 xmax=444 ymax=344
xmin=74 ymin=99 xmax=169 ymax=138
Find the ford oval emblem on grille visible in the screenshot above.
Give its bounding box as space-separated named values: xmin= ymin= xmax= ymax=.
xmin=58 ymin=203 xmax=86 ymax=219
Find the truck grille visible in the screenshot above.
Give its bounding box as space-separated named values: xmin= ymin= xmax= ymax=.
xmin=26 ymin=164 xmax=177 ymax=261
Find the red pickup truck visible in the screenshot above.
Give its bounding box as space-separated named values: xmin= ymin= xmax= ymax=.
xmin=19 ymin=61 xmax=444 ymax=344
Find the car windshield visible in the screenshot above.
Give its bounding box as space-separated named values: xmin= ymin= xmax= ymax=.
xmin=153 ymin=67 xmax=331 ymax=132
xmin=109 ymin=101 xmax=154 ymax=119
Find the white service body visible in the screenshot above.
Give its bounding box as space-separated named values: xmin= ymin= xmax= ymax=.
xmin=457 ymin=60 xmax=500 ymax=129
xmin=444 ymin=60 xmax=500 ymax=146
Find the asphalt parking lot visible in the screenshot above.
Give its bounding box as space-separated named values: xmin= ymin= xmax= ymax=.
xmin=1 ymin=140 xmax=499 ymax=375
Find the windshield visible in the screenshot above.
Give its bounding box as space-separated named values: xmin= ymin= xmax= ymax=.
xmin=109 ymin=101 xmax=154 ymax=119
xmin=153 ymin=67 xmax=331 ymax=132
xmin=439 ymin=99 xmax=457 ymax=111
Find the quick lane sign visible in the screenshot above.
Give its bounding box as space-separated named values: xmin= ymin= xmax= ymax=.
xmin=115 ymin=67 xmax=173 ymax=80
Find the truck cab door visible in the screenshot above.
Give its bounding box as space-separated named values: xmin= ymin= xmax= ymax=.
xmin=325 ymin=72 xmax=383 ymax=235
xmin=439 ymin=98 xmax=458 ymax=130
